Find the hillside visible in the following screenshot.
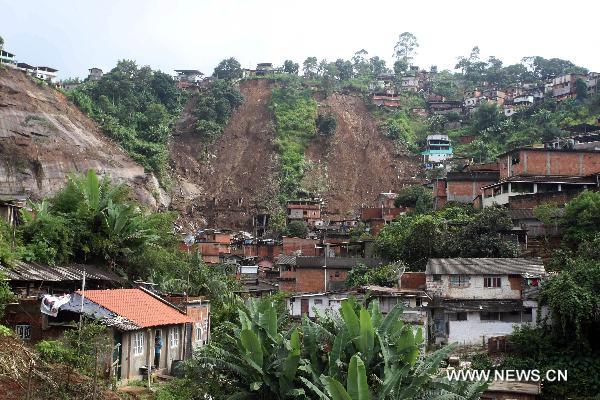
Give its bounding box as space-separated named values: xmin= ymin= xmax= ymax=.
xmin=169 ymin=79 xmax=281 ymax=229
xmin=0 ymin=68 xmax=165 ymax=207
xmin=307 ymin=92 xmax=422 ymax=215
xmin=169 ymin=79 xmax=422 ymax=230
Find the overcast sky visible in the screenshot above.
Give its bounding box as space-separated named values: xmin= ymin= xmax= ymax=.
xmin=2 ymin=0 xmax=599 ymax=79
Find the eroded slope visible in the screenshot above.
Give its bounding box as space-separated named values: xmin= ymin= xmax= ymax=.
xmin=0 ymin=68 xmax=164 ymax=206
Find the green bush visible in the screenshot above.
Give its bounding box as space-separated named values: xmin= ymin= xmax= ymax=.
xmin=194 ymin=79 xmax=243 ymax=140
xmin=35 ymin=340 xmax=75 ymax=364
xmin=269 ymin=84 xmax=317 ymax=200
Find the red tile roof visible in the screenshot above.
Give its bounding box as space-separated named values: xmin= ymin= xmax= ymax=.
xmin=77 ymin=289 xmax=192 ymax=328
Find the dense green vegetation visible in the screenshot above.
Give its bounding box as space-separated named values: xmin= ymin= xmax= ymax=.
xmin=68 ymin=60 xmax=185 ymax=182
xmin=194 ymin=79 xmax=243 ymax=140
xmin=158 ymin=297 xmax=485 ymax=399
xmin=466 ymin=191 xmax=600 ymax=399
xmin=269 ymin=82 xmax=318 ymax=201
xmin=375 ymin=205 xmax=520 ymax=270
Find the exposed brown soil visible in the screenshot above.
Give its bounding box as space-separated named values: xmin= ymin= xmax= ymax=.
xmin=169 ymin=81 xmax=423 ymax=230
xmin=169 ymin=79 xmax=280 ymax=230
xmin=0 ymin=67 xmax=162 ymax=207
xmin=306 ymin=93 xmax=423 ymax=216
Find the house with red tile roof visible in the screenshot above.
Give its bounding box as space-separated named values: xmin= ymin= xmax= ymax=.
xmin=60 ymin=288 xmax=207 ymax=382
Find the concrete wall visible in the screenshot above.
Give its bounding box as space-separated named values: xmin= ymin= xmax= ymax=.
xmin=119 ymin=325 xmax=186 ymax=381
xmin=448 ymin=312 xmax=529 ymax=345
xmin=426 ymin=274 xmax=521 ymax=300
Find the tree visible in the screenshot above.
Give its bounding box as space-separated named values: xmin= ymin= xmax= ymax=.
xmin=316 ymin=112 xmax=337 ymax=136
xmin=283 ymin=60 xmax=299 ymax=75
xmin=393 ymin=32 xmax=419 ymax=64
xmin=335 ymin=59 xmax=354 ymax=81
xmin=302 ymin=57 xmax=318 ymax=78
xmin=561 ymin=190 xmax=600 ymax=244
xmin=393 ymin=59 xmax=409 ymax=76
xmin=394 ymin=186 xmax=433 ymax=211
xmin=346 ymin=262 xmax=405 ymax=288
xmin=539 ymin=258 xmax=600 ymax=349
xmin=0 ymin=272 xmax=16 ymax=319
xmin=351 ymin=49 xmax=370 ymax=77
xmin=192 ymin=298 xmax=487 ymax=399
xmin=213 ymin=57 xmax=242 ymax=80
xmin=0 ymin=36 xmax=4 ymax=49
xmin=369 ymin=56 xmax=388 ymax=76
xmin=285 ymin=220 xmax=308 ymax=238
xmin=575 ymin=78 xmax=588 ymax=100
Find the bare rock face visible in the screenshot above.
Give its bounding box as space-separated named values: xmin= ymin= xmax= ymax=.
xmin=0 ymin=67 xmax=165 ymax=207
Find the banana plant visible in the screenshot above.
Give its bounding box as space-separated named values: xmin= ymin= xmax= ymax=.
xmin=196 ymin=299 xmax=305 ymax=399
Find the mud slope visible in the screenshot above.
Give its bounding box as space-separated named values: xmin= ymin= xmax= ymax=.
xmin=0 ymin=68 xmax=163 ymax=206
xmin=169 ymin=79 xmax=279 ymax=229
xmin=306 ymin=93 xmax=422 ymax=215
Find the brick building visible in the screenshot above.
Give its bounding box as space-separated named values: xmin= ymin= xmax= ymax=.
xmin=498 ymin=148 xmax=600 ymax=179
xmin=434 ymin=170 xmax=500 ymax=209
xmin=286 ymin=199 xmax=321 ymax=227
xmin=277 ymin=255 xmax=382 ymax=293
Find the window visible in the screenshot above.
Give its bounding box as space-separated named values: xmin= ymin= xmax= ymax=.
xmin=480 ymin=312 xmax=501 ymax=321
xmin=314 ymin=299 xmax=323 ymax=305
xmin=170 ymin=328 xmax=180 ymax=348
xmin=484 ymin=276 xmax=501 ymax=288
xmin=522 ymin=308 xmax=533 ymax=322
xmin=432 ymin=274 xmax=441 ymax=282
xmin=15 ymin=324 xmax=31 ymax=340
xmin=196 ymin=324 xmax=203 ymax=342
xmin=449 ymin=275 xmax=470 ymax=287
xmin=133 ymin=332 xmax=144 ymax=356
xmin=447 ymin=312 xmax=467 ymax=321
xmin=416 ymin=298 xmax=423 ymax=307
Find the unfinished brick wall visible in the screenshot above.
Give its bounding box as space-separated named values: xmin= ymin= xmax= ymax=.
xmin=500 ymin=149 xmax=600 ymax=178
xmin=447 ymin=179 xmax=498 ymax=203
xmin=282 ymin=237 xmax=319 ymax=256
xmin=279 ymin=267 xmax=348 ymax=293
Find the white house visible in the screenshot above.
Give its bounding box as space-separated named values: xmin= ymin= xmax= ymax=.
xmin=426 ymin=258 xmax=547 ymax=345
xmin=35 ymin=66 xmax=58 ymax=83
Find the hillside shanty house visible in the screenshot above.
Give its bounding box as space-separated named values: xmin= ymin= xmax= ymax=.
xmin=60 ymin=289 xmax=196 ymax=381
xmin=0 ymin=262 xmax=123 ymax=341
xmin=426 ymin=258 xmax=547 ymax=345
xmin=0 ymin=193 xmax=27 ymax=227
xmin=286 ymin=199 xmax=321 ymax=227
xmin=88 ymin=67 xmax=103 ymax=81
xmin=277 ymin=255 xmax=382 ymax=293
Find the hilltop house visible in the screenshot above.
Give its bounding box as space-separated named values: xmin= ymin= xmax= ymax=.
xmin=34 ymin=66 xmax=58 ymax=83
xmin=0 ymin=49 xmax=16 ymax=65
xmin=88 ymin=67 xmax=103 ymax=81
xmin=426 ymin=258 xmax=547 ymax=345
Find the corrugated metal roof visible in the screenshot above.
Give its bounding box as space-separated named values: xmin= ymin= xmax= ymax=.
xmin=0 ymin=261 xmax=123 ymax=283
xmin=275 ymin=255 xmax=296 ymax=265
xmin=426 ymin=258 xmax=546 ymax=276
